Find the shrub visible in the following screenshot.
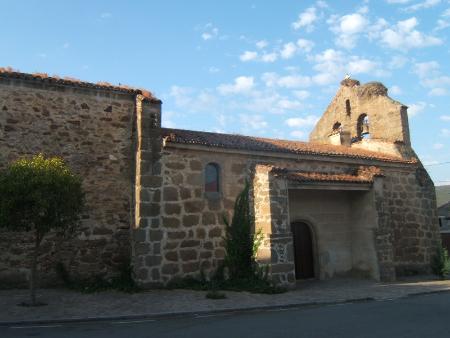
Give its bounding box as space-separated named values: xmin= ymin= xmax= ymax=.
xmin=223 ymin=181 xmax=253 ymax=279
xmin=0 ymin=154 xmax=84 ymax=305
xmin=431 ymin=244 xmax=450 ymax=278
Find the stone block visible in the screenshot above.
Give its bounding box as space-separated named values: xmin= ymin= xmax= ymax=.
xmin=180 ymin=249 xmax=198 ymax=261
xmin=145 ymin=255 xmax=162 ymax=267
xmin=141 ymin=175 xmax=162 ymax=188
xmin=167 ymin=231 xmax=186 ymax=240
xmin=183 ymin=215 xmax=200 ymax=227
xmin=165 ymin=203 xmax=181 ymax=215
xmin=140 ymin=203 xmax=160 ymax=217
xmin=181 ymin=240 xmax=200 ymax=248
xmin=180 ymin=187 xmax=192 ymax=200
xmin=161 ymin=263 xmax=179 ymax=275
xmin=165 ymin=251 xmax=178 ymax=262
xmin=162 ymin=217 xmax=180 ymax=228
xmin=184 ymin=200 xmax=205 ymax=213
xmin=209 ymin=227 xmax=222 ymax=238
xmin=163 ymin=186 xmax=179 ymax=201
xmin=183 ymin=262 xmax=200 ymax=273
xmin=149 ymin=230 xmax=163 ymax=241
xmin=202 ymin=212 xmax=216 ymax=225
xmin=189 ymin=160 xmax=202 ymax=171
xmin=186 ymin=173 xmax=202 ymax=186
xmin=166 ymin=162 xmax=185 ymax=170
xmin=133 ymin=229 xmax=147 ymax=243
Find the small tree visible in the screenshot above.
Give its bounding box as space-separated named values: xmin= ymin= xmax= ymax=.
xmin=0 ymin=154 xmax=84 ymax=305
xmin=431 ymin=244 xmax=450 ymax=278
xmin=223 ymin=181 xmax=254 ymax=279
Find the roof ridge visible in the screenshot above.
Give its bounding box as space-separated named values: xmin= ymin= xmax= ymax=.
xmin=0 ymin=67 xmax=159 ymax=102
xmin=161 ymin=127 xmax=416 ymax=164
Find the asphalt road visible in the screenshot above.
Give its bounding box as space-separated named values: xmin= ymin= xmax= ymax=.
xmin=2 ymin=292 xmax=450 ymax=338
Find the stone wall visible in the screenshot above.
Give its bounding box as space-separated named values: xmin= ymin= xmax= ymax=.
xmin=376 ymin=168 xmax=440 ymax=278
xmin=309 ymin=79 xmax=411 ymax=156
xmin=135 ymin=143 xmax=440 ymax=286
xmin=0 ymin=76 xmax=142 ymax=286
xmin=133 ymin=146 xmax=249 ymax=285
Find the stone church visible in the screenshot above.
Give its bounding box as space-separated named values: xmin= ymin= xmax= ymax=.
xmin=0 ymin=69 xmax=440 ymax=288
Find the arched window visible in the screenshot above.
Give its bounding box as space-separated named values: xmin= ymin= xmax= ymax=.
xmin=345 ymin=99 xmax=351 ymax=116
xmin=205 ymin=163 xmax=220 ymax=193
xmin=357 ymin=114 xmax=370 ymax=139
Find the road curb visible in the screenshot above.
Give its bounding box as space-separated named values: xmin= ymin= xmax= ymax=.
xmin=1 ymin=289 xmax=450 ymax=327
xmin=0 ymin=297 xmax=373 ymax=327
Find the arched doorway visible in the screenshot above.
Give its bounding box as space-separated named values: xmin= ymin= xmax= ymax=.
xmin=291 ymin=221 xmax=315 ymax=279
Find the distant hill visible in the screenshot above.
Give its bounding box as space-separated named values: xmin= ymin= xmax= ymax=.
xmin=437 ymin=185 xmax=450 ymax=207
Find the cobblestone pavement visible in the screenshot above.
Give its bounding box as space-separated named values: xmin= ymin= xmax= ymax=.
xmin=1 ymin=276 xmax=449 ymax=325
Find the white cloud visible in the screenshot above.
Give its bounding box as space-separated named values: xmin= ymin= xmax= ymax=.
xmin=217 ymin=76 xmax=255 ymax=95
xmin=413 ymin=61 xmax=440 ymax=78
xmin=240 ymin=51 xmax=258 ymax=62
xmin=62 ymin=42 xmax=70 ymax=49
xmin=441 ymin=128 xmax=450 ymax=137
xmin=390 ymin=85 xmax=403 ymax=95
xmin=441 ymin=115 xmax=450 ymax=121
xmin=293 ymin=90 xmax=310 ymax=100
xmin=169 ymin=86 xmax=217 ymax=112
xmin=377 ymin=17 xmax=442 ymax=50
xmin=261 ymin=52 xmax=278 ymax=63
xmin=281 ymin=42 xmax=297 ymax=59
xmin=421 ymin=76 xmax=450 ymax=88
xmin=389 ymin=55 xmax=409 ymax=69
xmin=404 ymin=0 xmax=441 ymax=12
xmin=328 ymin=12 xmax=369 ymax=48
xmin=386 ymin=0 xmax=412 ymax=3
xmin=433 ymin=143 xmax=444 ymax=149
xmin=296 ymin=38 xmax=315 ymax=52
xmin=285 ymin=115 xmax=319 ymax=128
xmin=316 ymin=1 xmax=329 ymax=9
xmin=208 ymin=66 xmax=220 ymax=73
xmin=240 ymin=114 xmax=268 ymax=129
xmin=407 ymin=101 xmax=427 ymax=117
xmin=428 ymin=87 xmax=448 ymax=96
xmin=256 ymin=40 xmax=268 ymax=49
xmin=100 ymin=12 xmax=112 ymax=19
xmin=201 ymin=23 xmax=219 ymax=41
xmin=292 ymin=7 xmax=318 ymax=31
xmin=262 ymin=72 xmax=312 ymax=88
xmin=277 ymin=99 xmax=303 ymax=110
xmin=347 ymin=58 xmax=378 ymax=74
xmin=290 ymin=130 xmax=306 ymax=139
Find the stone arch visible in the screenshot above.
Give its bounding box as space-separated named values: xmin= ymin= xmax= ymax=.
xmin=356 ymin=113 xmax=370 ymax=139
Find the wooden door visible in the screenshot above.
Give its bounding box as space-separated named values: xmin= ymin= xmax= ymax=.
xmin=291 ymin=222 xmax=314 ymax=279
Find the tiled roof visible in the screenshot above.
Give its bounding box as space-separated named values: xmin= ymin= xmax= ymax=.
xmin=271 ymin=165 xmax=382 ymax=184
xmin=162 ymin=128 xmax=416 ymax=164
xmin=0 ymin=67 xmax=159 ymax=102
xmin=284 ymin=171 xmax=373 ymax=184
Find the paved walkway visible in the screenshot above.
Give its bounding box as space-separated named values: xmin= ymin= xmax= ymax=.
xmin=1 ymin=276 xmax=450 ymax=325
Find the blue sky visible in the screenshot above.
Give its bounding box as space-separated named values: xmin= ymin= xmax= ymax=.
xmin=0 ymin=0 xmax=449 ymax=184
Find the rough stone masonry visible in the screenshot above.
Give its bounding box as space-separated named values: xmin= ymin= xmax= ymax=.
xmin=0 ymin=69 xmax=440 ymax=288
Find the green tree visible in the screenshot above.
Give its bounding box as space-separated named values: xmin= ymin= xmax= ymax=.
xmin=223 ymin=181 xmax=254 ymax=279
xmin=0 ymin=154 xmax=84 ymax=305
